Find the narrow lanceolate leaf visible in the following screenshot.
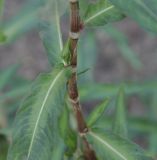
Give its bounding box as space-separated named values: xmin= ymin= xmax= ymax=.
xmin=0 ymin=84 xmax=29 ymax=101
xmin=0 ymin=64 xmax=19 ymax=90
xmin=104 ymin=25 xmax=142 ymax=70
xmin=61 ymin=39 xmax=71 ymax=65
xmin=59 ymin=104 xmax=77 ymax=157
xmin=78 ymin=31 xmax=97 ymax=83
xmin=0 ymin=0 xmax=5 ymax=42
xmin=109 ymin=0 xmax=157 ymax=33
xmin=87 ymin=98 xmax=110 ymax=127
xmin=7 ymin=65 xmax=72 ymax=160
xmin=51 ymin=139 xmax=65 ymax=160
xmin=39 ymin=0 xmax=68 ymax=66
xmin=149 ymin=93 xmax=157 ymax=156
xmin=84 ymin=0 xmax=125 ymax=26
xmin=0 ymin=0 xmax=66 ymax=44
xmin=113 ymin=86 xmax=128 ymax=137
xmin=80 ymin=80 xmax=157 ymax=101
xmin=79 ymin=0 xmax=89 ymax=18
xmin=0 ymin=0 xmax=40 ymax=43
xmin=0 ymin=0 xmax=4 ymax=19
xmin=86 ymin=129 xmax=153 ymax=160
xmin=0 ymin=135 xmax=9 ymax=160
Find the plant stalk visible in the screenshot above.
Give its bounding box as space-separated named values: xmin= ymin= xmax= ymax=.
xmin=67 ymin=0 xmax=97 ymax=159
xmin=68 ymin=0 xmax=87 ymax=134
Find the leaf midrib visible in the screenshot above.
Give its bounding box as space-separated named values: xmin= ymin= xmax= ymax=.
xmin=26 ymin=69 xmax=64 ymax=160
xmin=110 ymin=0 xmax=157 ymax=22
xmin=85 ymin=5 xmax=115 ymax=24
xmin=136 ymin=0 xmax=157 ymax=21
xmin=89 ymin=132 xmax=127 ymax=160
xmin=54 ymin=0 xmax=63 ymax=51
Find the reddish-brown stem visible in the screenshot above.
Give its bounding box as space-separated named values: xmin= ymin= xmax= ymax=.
xmin=83 ymin=137 xmax=97 ymax=160
xmin=67 ymin=0 xmax=97 ymax=159
xmin=68 ymin=0 xmax=87 ymax=134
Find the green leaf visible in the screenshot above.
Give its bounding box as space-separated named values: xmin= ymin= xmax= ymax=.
xmin=0 ymin=30 xmax=7 ymax=42
xmin=87 ymin=98 xmax=110 ymax=127
xmin=0 ymin=64 xmax=19 ymax=90
xmin=86 ymin=129 xmax=153 ymax=160
xmin=0 ymin=128 xmax=11 ymax=137
xmin=39 ymin=22 xmax=63 ymax=65
xmin=0 ymin=0 xmax=4 ymax=43
xmin=61 ymin=39 xmax=71 ymax=65
xmin=39 ymin=0 xmax=68 ymax=19
xmin=104 ymin=25 xmax=142 ymax=70
xmin=64 ymin=129 xmax=77 ymax=157
xmin=113 ymin=86 xmax=128 ymax=137
xmin=0 ymin=0 xmax=4 ymax=18
xmin=0 ymin=135 xmax=9 ymax=160
xmin=0 ymin=0 xmax=66 ymax=44
xmin=39 ymin=0 xmax=68 ymax=65
xmin=59 ymin=104 xmax=69 ymax=139
xmin=79 ymin=0 xmax=89 ymax=18
xmin=51 ymin=139 xmax=65 ymax=160
xmin=84 ymin=0 xmax=125 ymax=26
xmin=39 ymin=0 xmax=67 ymax=66
xmin=59 ymin=103 xmax=77 ymax=157
xmin=80 ymin=80 xmax=157 ymax=101
xmin=0 ymin=84 xmax=30 ymax=101
xmin=93 ymin=116 xmax=157 ymax=134
xmin=78 ymin=31 xmax=97 ymax=83
xmin=109 ymin=0 xmax=157 ymax=33
xmin=148 ymin=93 xmax=157 ymax=156
xmin=7 ymin=65 xmax=72 ymax=160
xmin=0 ymin=0 xmax=41 ymax=43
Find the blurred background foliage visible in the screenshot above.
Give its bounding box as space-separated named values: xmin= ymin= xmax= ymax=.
xmin=0 ymin=0 xmax=157 ymax=159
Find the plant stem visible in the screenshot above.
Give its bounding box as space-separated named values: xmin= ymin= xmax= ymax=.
xmin=67 ymin=0 xmax=97 ymax=159
xmin=68 ymin=0 xmax=87 ymax=135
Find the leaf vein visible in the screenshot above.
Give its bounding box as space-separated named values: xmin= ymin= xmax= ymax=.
xmin=90 ymin=132 xmax=127 ymax=160
xmin=85 ymin=5 xmax=115 ymax=24
xmin=26 ymin=69 xmax=64 ymax=160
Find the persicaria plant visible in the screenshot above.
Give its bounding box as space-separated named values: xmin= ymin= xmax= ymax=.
xmin=0 ymin=0 xmax=157 ymax=160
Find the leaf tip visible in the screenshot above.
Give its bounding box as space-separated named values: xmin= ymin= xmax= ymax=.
xmin=0 ymin=31 xmax=7 ymax=43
